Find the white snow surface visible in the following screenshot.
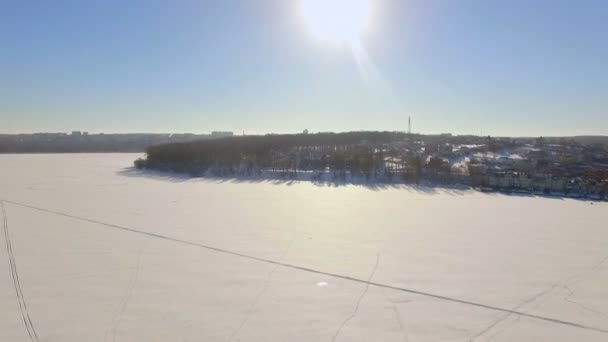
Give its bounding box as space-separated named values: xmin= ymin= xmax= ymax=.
xmin=1 ymin=153 xmax=608 ymax=341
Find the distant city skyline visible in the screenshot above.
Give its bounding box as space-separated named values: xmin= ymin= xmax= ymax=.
xmin=3 ymin=129 xmax=607 ymax=139
xmin=1 ymin=0 xmax=607 ymax=136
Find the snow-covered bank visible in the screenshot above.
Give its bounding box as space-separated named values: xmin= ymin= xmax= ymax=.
xmin=1 ymin=154 xmax=608 ymax=341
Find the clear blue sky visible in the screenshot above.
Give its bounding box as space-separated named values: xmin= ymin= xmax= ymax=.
xmin=1 ymin=0 xmax=606 ymax=136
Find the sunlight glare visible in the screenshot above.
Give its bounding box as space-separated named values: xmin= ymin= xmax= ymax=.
xmin=301 ymin=0 xmax=371 ymax=44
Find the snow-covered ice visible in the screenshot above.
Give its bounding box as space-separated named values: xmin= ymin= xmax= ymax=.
xmin=1 ymin=153 xmax=608 ymax=341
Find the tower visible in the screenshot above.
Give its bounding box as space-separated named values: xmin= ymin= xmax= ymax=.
xmin=408 ymin=116 xmax=411 ymax=134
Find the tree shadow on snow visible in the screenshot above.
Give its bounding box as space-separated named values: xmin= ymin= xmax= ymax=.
xmin=116 ymin=167 xmax=472 ymax=195
xmin=116 ymin=167 xmax=604 ymax=202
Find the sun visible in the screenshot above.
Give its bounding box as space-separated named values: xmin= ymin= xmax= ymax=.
xmin=300 ymin=0 xmax=371 ymax=44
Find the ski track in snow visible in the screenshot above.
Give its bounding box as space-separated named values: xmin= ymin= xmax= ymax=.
xmin=2 ymin=197 xmax=608 ymax=338
xmin=470 ymin=251 xmax=608 ymax=341
xmin=2 ymin=201 xmax=40 ymax=342
xmin=105 ymin=249 xmax=143 ymax=342
xmin=227 ymin=230 xmax=297 ymax=342
xmin=382 ymin=288 xmax=412 ymax=342
xmin=331 ymin=254 xmax=381 ymax=342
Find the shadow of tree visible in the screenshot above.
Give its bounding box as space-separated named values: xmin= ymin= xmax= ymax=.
xmin=116 ymin=167 xmax=604 ymax=202
xmin=117 ymin=167 xmax=474 ymax=196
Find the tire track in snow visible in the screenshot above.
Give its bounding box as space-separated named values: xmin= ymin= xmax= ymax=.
xmin=3 ymin=198 xmax=608 ymax=336
xmin=1 ymin=201 xmax=40 ymax=342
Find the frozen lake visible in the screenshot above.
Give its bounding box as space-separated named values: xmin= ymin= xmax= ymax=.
xmin=1 ymin=153 xmax=607 ymax=341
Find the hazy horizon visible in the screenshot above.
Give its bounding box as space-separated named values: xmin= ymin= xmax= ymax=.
xmin=2 ymin=0 xmax=607 ymax=136
xmin=2 ymin=129 xmax=608 ymax=139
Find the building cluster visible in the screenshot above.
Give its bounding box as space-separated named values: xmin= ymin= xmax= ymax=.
xmin=230 ymin=134 xmax=608 ymax=199
xmin=411 ymin=135 xmax=608 ymax=199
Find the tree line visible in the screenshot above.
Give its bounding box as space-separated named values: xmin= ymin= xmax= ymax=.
xmin=136 ymin=131 xmax=424 ymax=181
